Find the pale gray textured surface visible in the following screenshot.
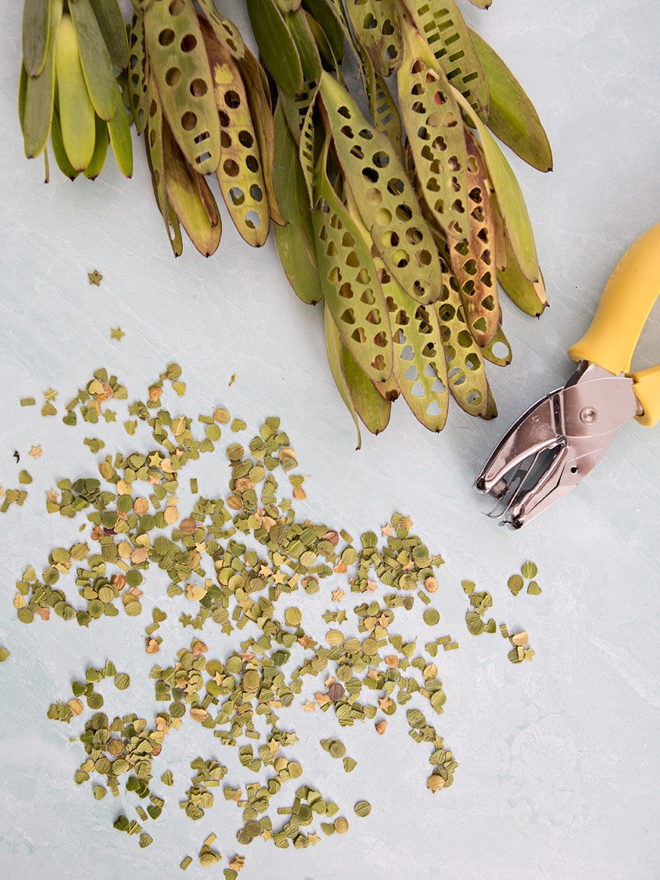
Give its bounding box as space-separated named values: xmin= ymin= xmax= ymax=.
xmin=1 ymin=1 xmax=660 ymax=879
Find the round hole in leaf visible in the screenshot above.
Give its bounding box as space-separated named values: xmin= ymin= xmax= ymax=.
xmin=250 ymin=184 xmax=263 ymax=202
xmin=387 ymin=177 xmax=404 ymax=196
xmin=180 ymin=34 xmax=197 ymax=52
xmin=245 ymin=155 xmax=259 ymax=173
xmin=374 ymin=208 xmax=391 ymax=226
xmin=372 ymin=151 xmax=390 ymax=168
xmin=220 ymin=131 xmax=231 ymax=148
xmin=245 ymin=210 xmax=261 ymax=230
xmin=169 ymin=0 xmax=185 ymax=14
xmin=223 ymin=159 xmax=240 ymax=177
xmin=238 ymin=130 xmax=253 ymax=148
xmin=190 ymin=78 xmax=208 ymax=97
xmin=165 ymin=66 xmax=181 ymax=87
xmin=158 ymin=28 xmax=175 ymax=46
xmin=224 ymin=90 xmax=241 ymax=109
xmin=181 ymin=111 xmax=197 ymax=131
xmin=229 ymin=187 xmax=245 ymax=206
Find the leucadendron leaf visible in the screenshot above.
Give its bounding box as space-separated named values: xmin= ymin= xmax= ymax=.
xmin=144 ymin=0 xmax=221 ymax=175
xmin=397 ymin=14 xmax=468 ymax=240
xmin=89 ymin=0 xmax=129 ymax=71
xmin=452 ymin=87 xmax=539 ymax=283
xmin=313 ymin=136 xmax=393 ymax=383
xmin=360 ymin=44 xmax=402 ymax=160
xmin=341 ymin=343 xmax=391 ymax=435
xmin=196 ymin=0 xmax=245 ymax=59
xmin=145 ymin=76 xmax=183 ymax=257
xmin=247 ymin=0 xmax=303 ymax=96
xmin=127 ymin=9 xmax=148 ymax=134
xmin=401 ymin=0 xmax=488 ymax=120
xmin=345 ymin=0 xmax=402 ymax=77
xmin=481 ymin=323 xmax=512 ymax=367
xmin=302 ymin=0 xmax=345 ymax=62
xmin=319 ymin=72 xmax=442 ymax=305
xmin=498 ymin=235 xmax=547 ymax=317
xmin=69 ymin=0 xmax=117 ymax=121
xmin=273 ymin=102 xmax=323 ymax=304
xmin=20 ymin=0 xmax=62 ymax=159
xmin=22 ymin=0 xmax=51 ymax=77
xmin=470 ymin=28 xmax=553 ymax=173
xmin=324 ymin=300 xmax=362 ymax=449
xmin=446 ymin=130 xmax=499 ymax=346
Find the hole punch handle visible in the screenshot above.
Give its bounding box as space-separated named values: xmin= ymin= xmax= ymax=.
xmin=568 ymin=222 xmax=660 ymax=379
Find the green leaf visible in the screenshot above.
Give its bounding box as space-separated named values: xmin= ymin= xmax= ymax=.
xmin=163 ymin=119 xmax=221 ymax=257
xmin=452 ymin=87 xmax=539 ymax=283
xmin=402 ymin=0 xmax=488 ymax=119
xmin=273 ymin=102 xmax=323 ymax=304
xmin=285 ymin=8 xmax=322 ymax=86
xmin=20 ymin=0 xmax=61 ymax=159
xmin=324 ymin=301 xmax=361 ymax=449
xmin=319 ymin=72 xmax=442 ymax=305
xmin=470 ymin=28 xmax=553 ymax=172
xmin=50 ymin=103 xmax=79 ymax=179
xmin=144 ymin=0 xmax=221 ymax=175
xmin=145 ymin=77 xmax=183 ymax=256
xmin=360 ymin=44 xmax=402 ymax=160
xmin=481 ymin=323 xmax=512 ymax=367
xmin=55 ymin=12 xmax=96 ymax=171
xmin=302 ymin=0 xmax=345 ymax=62
xmin=497 ymin=232 xmax=547 ymax=317
xmin=22 ymin=0 xmax=51 ymax=77
xmin=246 ymin=0 xmax=303 ymax=96
xmin=84 ymin=115 xmax=109 ymax=179
xmin=341 ymin=344 xmax=391 ymax=435
xmin=69 ymin=0 xmax=117 ymax=121
xmin=89 ymin=0 xmax=129 ymax=71
xmin=107 ymin=83 xmax=133 ymax=178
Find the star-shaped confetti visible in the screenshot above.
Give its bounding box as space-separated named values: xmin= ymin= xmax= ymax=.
xmin=28 ymin=445 xmax=43 ymax=459
xmin=336 ymin=610 xmax=347 ymax=624
xmin=308 ymin=832 xmax=320 ymax=846
xmin=229 ymin=856 xmax=245 ymax=871
xmin=102 ymin=409 xmax=117 ymax=422
xmin=88 ymin=270 xmax=103 ymax=286
xmin=110 ymin=326 xmax=124 ymax=341
xmin=523 ymin=647 xmax=535 ymax=661
xmin=46 ymin=489 xmax=59 ymax=503
xmin=44 ymin=388 xmax=58 ymax=402
xmin=298 ymin=635 xmax=313 ymax=649
xmin=331 ymin=587 xmax=345 ymax=603
xmin=259 ymin=564 xmax=274 ymax=577
xmin=381 ymin=522 xmax=394 ymax=537
xmin=403 ymin=516 xmax=414 ymax=529
xmin=302 ymin=701 xmax=316 ymax=713
xmin=366 ymin=580 xmax=378 ymax=592
xmin=378 ymin=695 xmax=392 ymax=711
xmin=273 ymin=570 xmax=287 ymax=585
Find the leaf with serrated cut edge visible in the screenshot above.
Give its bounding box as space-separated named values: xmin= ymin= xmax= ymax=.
xmin=196 ymin=0 xmax=245 ymax=59
xmin=360 ymin=45 xmax=402 ymax=160
xmin=126 ymin=9 xmax=148 ymax=134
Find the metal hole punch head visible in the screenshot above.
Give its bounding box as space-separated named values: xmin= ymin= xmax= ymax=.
xmin=476 ymin=222 xmax=660 ymax=528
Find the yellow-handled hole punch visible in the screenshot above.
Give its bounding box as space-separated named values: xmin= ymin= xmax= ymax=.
xmin=476 ymin=222 xmax=660 ymax=527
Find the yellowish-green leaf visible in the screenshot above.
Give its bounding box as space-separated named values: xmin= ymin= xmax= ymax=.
xmin=470 ymin=28 xmax=552 ymax=172
xmin=107 ymin=82 xmax=133 ymax=178
xmin=196 ymin=0 xmax=245 ymax=59
xmin=341 ymin=344 xmax=391 ymax=435
xmin=84 ymin=114 xmax=109 ymax=179
xmin=22 ymin=0 xmax=51 ymax=77
xmin=55 ymin=12 xmax=95 ymax=171
xmin=50 ymin=103 xmax=79 ymax=179
xmin=145 ymin=76 xmax=183 ymax=256
xmin=498 ymin=234 xmax=547 ymax=317
xmin=127 ymin=9 xmax=148 ymax=134
xmin=20 ymin=0 xmax=62 ymax=159
xmin=360 ymin=44 xmax=402 ymax=161
xmin=345 ymin=0 xmax=402 ymax=77
xmin=325 ymin=301 xmax=361 ymax=449
xmin=70 ymin=0 xmax=117 ymax=121
xmin=481 ymin=323 xmax=512 ymax=367
xmin=247 ymin=0 xmax=303 ymax=96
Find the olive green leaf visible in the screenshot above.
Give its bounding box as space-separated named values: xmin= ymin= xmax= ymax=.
xmin=481 ymin=323 xmax=512 ymax=367
xmin=145 ymin=77 xmax=183 ymax=256
xmin=69 ymin=0 xmax=117 ymax=121
xmin=468 ymin=0 xmax=492 ymax=7
xmin=22 ymin=0 xmax=51 ymax=77
xmin=324 ymin=300 xmax=362 ymax=449
xmin=398 ymin=16 xmax=468 ymax=240
xmin=313 ymin=137 xmax=392 ymax=383
xmin=435 ymin=250 xmax=489 ymax=416
xmin=127 ymin=9 xmax=148 ymax=135
xmin=237 ymin=46 xmax=287 ymax=225
xmin=246 ymin=0 xmax=303 ymax=96
xmin=452 ymin=87 xmax=539 ymax=283
xmin=319 ymin=72 xmax=442 ymax=305
xmin=107 ymin=82 xmax=133 ymax=178
xmin=196 ymin=0 xmax=245 ymax=59
xmin=50 ymin=103 xmax=79 ymax=179
xmin=498 ymin=235 xmax=547 ymax=317
xmin=341 ymin=343 xmax=391 ymax=434
xmin=144 ymin=0 xmax=221 ymax=175
xmin=202 ymin=22 xmax=269 ymax=247
xmin=307 ymin=11 xmax=337 ymax=70
xmin=447 ymin=130 xmax=498 ymax=346
xmin=273 ymin=102 xmax=323 ymax=303
xmin=89 ymin=0 xmax=129 ymax=71
xmin=84 ymin=114 xmax=109 ymax=179
xmin=285 ymin=7 xmax=322 ymax=87
xmin=401 ymin=0 xmax=488 ymax=120
xmin=345 ymin=0 xmax=402 ymax=77
xmin=277 ymin=0 xmax=302 ymax=11
xmin=470 ymin=28 xmax=552 ymax=172
xmin=163 ymin=119 xmax=221 ymax=257
xmin=20 ymin=0 xmax=62 ymax=159
xmin=303 ymin=0 xmax=345 ymax=62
